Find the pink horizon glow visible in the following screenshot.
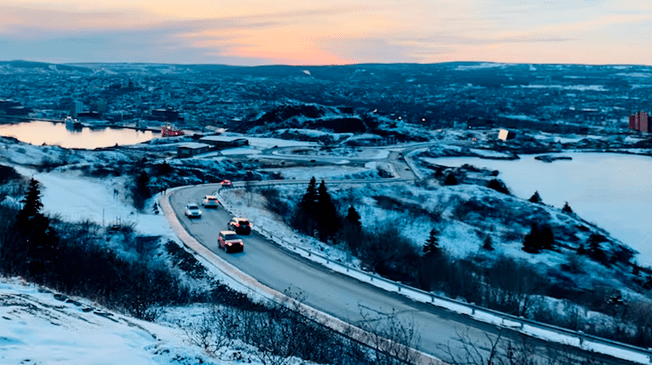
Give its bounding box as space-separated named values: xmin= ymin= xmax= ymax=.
xmin=1 ymin=1 xmax=651 ymax=66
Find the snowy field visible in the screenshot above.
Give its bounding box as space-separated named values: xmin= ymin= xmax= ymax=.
xmin=427 ymin=152 xmax=652 ymax=267
xmin=217 ymin=182 xmax=652 ymax=365
xmin=258 ymin=165 xmax=377 ymax=180
xmin=0 ymin=278 xmax=222 ymax=365
xmin=11 ymin=166 xmax=175 ymax=239
xmin=0 ymin=163 xmax=303 ymax=365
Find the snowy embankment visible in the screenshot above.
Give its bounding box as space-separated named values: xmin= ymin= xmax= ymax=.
xmin=216 ymin=175 xmax=651 ymax=364
xmin=0 ymin=278 xmax=218 ymax=365
xmin=0 ymin=145 xmax=272 ymax=365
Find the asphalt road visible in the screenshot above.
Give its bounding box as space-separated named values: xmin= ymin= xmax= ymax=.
xmin=169 ymin=184 xmax=637 ymax=365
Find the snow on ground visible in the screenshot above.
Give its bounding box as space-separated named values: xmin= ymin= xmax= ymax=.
xmin=0 ymin=159 xmax=296 ymax=365
xmin=424 ymin=152 xmax=652 ymax=267
xmin=219 ymin=187 xmax=360 ymax=268
xmin=498 ymin=114 xmax=540 ymax=122
xmin=217 ymin=184 xmax=652 ymax=365
xmin=220 ymin=146 xmax=262 ymax=155
xmin=531 ymin=133 xmax=605 ymax=144
xmin=0 ymin=278 xmax=223 ymax=365
xmin=272 ymin=146 xmax=391 ymax=160
xmin=2 ymin=135 xmax=651 ymax=364
xmin=520 ymin=84 xmax=607 ymax=92
xmin=259 ymin=165 xmax=377 ymax=181
xmin=455 ymin=63 xmax=513 ymax=71
xmin=0 ymin=138 xmax=129 ymax=167
xmin=467 ymin=148 xmax=514 ymax=158
xmin=276 ymin=128 xmax=353 ymax=141
xmin=7 ymin=162 xmax=260 ymax=297
xmin=223 ymin=133 xmax=320 ymax=149
xmin=219 ymin=180 xmax=558 ymax=266
xmin=11 ymin=165 xmax=175 ymax=240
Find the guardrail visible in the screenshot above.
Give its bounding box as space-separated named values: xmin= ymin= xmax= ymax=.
xmin=163 ymin=184 xmax=443 ymax=365
xmin=217 ymin=184 xmax=652 ymax=365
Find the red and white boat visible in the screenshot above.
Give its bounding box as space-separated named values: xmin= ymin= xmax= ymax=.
xmin=161 ymin=123 xmax=184 ymax=137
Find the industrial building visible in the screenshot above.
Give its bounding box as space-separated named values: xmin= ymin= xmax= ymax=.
xmin=629 ymin=111 xmax=649 ymax=133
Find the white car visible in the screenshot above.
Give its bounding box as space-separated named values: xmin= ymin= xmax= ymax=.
xmin=184 ymin=203 xmax=202 ymax=218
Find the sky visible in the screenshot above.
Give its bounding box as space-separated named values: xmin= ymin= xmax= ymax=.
xmin=0 ymin=0 xmax=651 ymax=66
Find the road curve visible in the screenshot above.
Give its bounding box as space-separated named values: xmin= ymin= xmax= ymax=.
xmin=165 ymin=183 xmax=637 ymax=365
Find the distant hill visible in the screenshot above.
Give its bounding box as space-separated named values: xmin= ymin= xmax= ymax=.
xmin=0 ymin=60 xmax=92 ymax=73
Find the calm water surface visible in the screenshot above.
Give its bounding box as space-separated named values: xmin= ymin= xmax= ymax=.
xmin=431 ymin=153 xmax=652 ymax=266
xmin=0 ymin=121 xmax=156 ymax=149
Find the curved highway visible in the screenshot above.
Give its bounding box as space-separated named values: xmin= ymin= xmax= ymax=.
xmin=167 ymin=183 xmax=635 ymax=365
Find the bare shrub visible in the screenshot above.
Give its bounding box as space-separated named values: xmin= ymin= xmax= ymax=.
xmin=429 ymin=204 xmax=444 ymax=223
xmin=443 ymin=327 xmax=602 ymax=365
xmin=358 ymin=225 xmax=420 ymax=285
xmin=484 ymin=257 xmax=544 ymax=317
xmin=452 ymin=198 xmax=499 ymax=222
xmin=356 ymin=306 xmax=421 ymax=365
xmin=184 ymin=305 xmax=230 ymax=355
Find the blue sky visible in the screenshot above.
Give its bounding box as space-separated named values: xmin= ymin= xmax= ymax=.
xmin=0 ymin=0 xmax=650 ymax=65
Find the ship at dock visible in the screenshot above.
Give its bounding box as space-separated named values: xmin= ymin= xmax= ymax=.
xmin=161 ymin=123 xmax=184 ymax=137
xmin=64 ymin=116 xmax=83 ymax=130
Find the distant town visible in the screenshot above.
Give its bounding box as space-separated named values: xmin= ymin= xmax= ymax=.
xmin=1 ymin=61 xmax=651 ymax=140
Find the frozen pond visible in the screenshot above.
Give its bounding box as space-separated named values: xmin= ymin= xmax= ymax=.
xmin=0 ymin=121 xmax=156 ymax=149
xmin=430 ymin=153 xmax=652 ymax=267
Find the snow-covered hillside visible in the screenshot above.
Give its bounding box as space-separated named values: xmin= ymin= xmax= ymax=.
xmin=0 ymin=278 xmax=220 ymax=365
xmin=1 ymin=124 xmax=651 ymax=364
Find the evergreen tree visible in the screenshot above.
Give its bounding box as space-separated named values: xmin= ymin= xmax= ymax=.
xmin=339 ymin=205 xmax=363 ymax=252
xmin=316 ymin=180 xmax=340 ymax=241
xmin=18 ymin=178 xmax=44 ymax=224
xmin=423 ymin=228 xmax=440 ymax=255
xmin=522 ymin=223 xmax=541 ymax=253
xmin=301 ymin=177 xmax=318 ymax=213
xmin=539 ymin=224 xmax=554 ymax=250
xmin=587 ymin=233 xmax=608 ymax=266
xmin=16 ymin=178 xmax=59 ymax=282
xmin=443 ymin=173 xmax=458 ymax=186
xmin=487 ymin=179 xmax=510 ymax=195
xmin=522 ymin=223 xmax=554 ymax=253
xmin=292 ymin=177 xmax=319 ymax=236
xmin=0 ymin=205 xmax=24 ymax=275
xmin=562 ymin=201 xmax=573 ymax=214
xmin=420 ymin=228 xmax=447 ymax=291
xmin=345 ymin=206 xmax=361 ymax=230
xmin=132 ymin=171 xmax=151 ymax=210
xmin=482 ymin=235 xmax=494 ymax=251
xmin=529 ymin=191 xmax=543 ymax=204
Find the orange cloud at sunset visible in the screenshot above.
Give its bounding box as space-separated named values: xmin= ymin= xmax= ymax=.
xmin=1 ymin=0 xmax=651 ymax=65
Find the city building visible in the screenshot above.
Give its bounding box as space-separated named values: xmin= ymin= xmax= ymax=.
xmin=199 ymin=135 xmax=249 ymax=148
xmin=629 ymin=111 xmax=649 ymax=132
xmin=498 ymin=128 xmax=516 ymax=141
xmin=151 ymin=108 xmax=181 ymax=122
xmin=177 ymin=142 xmax=211 ymax=158
xmin=0 ymin=99 xmax=22 ymax=115
xmin=72 ymin=101 xmax=84 ymax=118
